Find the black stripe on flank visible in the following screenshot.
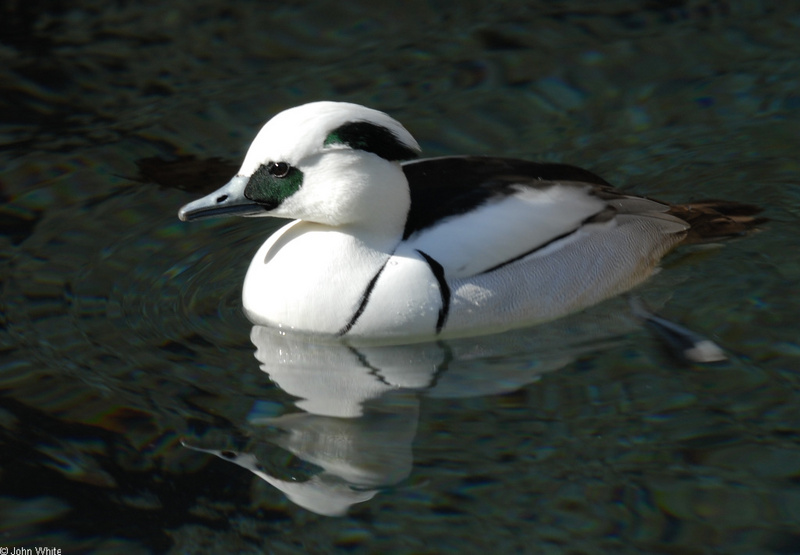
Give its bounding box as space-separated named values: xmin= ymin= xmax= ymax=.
xmin=337 ymin=261 xmax=389 ymax=337
xmin=416 ymin=250 xmax=451 ymax=334
xmin=480 ymin=208 xmax=613 ymax=275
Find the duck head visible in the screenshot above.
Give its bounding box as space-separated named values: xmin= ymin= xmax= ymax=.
xmin=178 ymin=101 xmax=420 ymax=227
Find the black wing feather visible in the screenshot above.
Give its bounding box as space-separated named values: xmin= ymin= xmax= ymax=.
xmin=400 ymin=156 xmax=612 ymax=240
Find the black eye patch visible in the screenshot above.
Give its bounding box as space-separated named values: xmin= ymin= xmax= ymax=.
xmin=245 ymin=163 xmax=304 ymax=210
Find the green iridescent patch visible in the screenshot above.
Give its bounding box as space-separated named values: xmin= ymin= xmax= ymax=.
xmin=244 ymin=164 xmax=304 ymax=210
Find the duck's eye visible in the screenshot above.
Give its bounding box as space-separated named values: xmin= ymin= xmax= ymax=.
xmin=268 ymin=161 xmax=291 ymax=178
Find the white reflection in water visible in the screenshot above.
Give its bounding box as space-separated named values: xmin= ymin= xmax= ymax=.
xmin=184 ymin=304 xmax=643 ymax=516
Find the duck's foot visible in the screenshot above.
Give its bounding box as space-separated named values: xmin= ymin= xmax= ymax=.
xmin=628 ymin=296 xmax=727 ymax=364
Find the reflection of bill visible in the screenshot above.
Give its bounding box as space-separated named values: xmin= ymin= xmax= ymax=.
xmin=184 ymin=300 xmax=724 ymax=516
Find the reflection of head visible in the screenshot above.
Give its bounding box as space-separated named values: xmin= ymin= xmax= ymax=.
xmin=186 ymin=447 xmax=379 ymax=517
xmin=184 ymin=399 xmax=418 ymax=517
xmin=274 ymin=475 xmax=378 ymax=518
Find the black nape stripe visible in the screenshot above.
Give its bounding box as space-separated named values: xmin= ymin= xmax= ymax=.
xmin=324 ymin=121 xmax=418 ymax=162
xmin=337 ymin=260 xmax=389 ymax=336
xmin=416 ymin=250 xmax=450 ymax=334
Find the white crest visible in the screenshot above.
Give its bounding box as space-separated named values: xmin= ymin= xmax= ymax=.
xmin=237 ymin=101 xmax=420 ymax=176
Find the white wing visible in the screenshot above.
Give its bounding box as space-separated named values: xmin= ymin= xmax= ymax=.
xmin=401 ymin=182 xmax=611 ymax=279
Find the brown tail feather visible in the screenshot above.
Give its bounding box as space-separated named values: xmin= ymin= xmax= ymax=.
xmin=667 ymin=199 xmax=767 ymax=244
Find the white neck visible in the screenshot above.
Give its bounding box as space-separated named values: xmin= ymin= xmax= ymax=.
xmin=274 ymin=151 xmax=411 ymax=236
xmin=242 ymin=156 xmax=411 ymax=335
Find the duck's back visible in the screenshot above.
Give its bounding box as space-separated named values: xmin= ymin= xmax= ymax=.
xmin=341 ymin=157 xmax=690 ymax=340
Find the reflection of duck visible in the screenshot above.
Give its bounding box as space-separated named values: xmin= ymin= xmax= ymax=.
xmin=178 ymin=102 xmax=760 ymax=341
xmin=184 ymin=312 xmax=654 ymax=516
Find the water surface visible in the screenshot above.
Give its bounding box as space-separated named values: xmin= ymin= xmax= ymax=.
xmin=2 ymin=2 xmax=800 ymax=553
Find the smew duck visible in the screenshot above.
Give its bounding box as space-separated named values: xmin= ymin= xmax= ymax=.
xmin=178 ymin=101 xmax=755 ymax=343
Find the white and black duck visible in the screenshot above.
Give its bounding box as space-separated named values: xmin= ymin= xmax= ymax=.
xmin=178 ymin=101 xmax=759 ymax=347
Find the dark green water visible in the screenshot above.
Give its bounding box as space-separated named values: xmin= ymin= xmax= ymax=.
xmin=2 ymin=1 xmax=800 ymax=553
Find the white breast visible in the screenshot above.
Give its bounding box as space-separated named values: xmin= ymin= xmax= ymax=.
xmin=345 ymin=249 xmax=445 ymax=339
xmin=242 ymin=220 xmax=395 ymax=334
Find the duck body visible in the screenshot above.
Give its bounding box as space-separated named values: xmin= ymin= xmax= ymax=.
xmin=179 ymin=102 xmax=689 ymax=342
